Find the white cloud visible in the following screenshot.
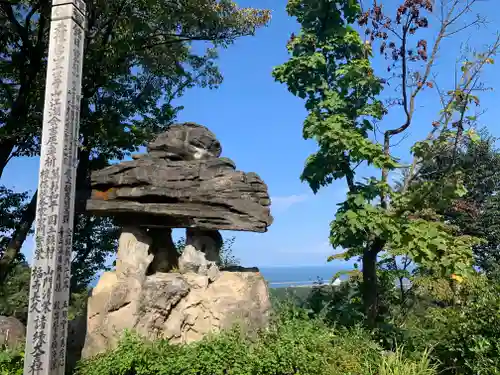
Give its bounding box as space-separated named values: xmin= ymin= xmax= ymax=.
xmin=270 ymin=194 xmax=308 ymax=212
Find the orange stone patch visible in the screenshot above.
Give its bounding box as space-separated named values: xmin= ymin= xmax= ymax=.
xmin=93 ymin=188 xmax=115 ymax=201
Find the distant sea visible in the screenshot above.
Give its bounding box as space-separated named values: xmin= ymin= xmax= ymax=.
xmin=89 ymin=264 xmax=347 ymax=289
xmin=259 ymin=264 xmax=346 ymax=288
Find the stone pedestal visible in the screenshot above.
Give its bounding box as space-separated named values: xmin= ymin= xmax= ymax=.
xmin=115 ymin=226 xmax=153 ymax=280
xmin=148 ymin=228 xmax=179 ymax=273
xmin=185 ymin=228 xmax=223 ymax=264
xmin=82 ymin=223 xmax=270 ymax=359
xmin=82 ymin=270 xmax=271 ymax=359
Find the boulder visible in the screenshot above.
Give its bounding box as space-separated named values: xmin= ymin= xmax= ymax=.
xmin=80 ymin=123 xmax=273 ymax=359
xmin=185 ymin=228 xmax=223 ymax=264
xmin=147 ymin=122 xmax=222 ymax=160
xmin=178 ymin=245 xmax=220 ymax=281
xmin=82 ymin=270 xmax=271 ymax=358
xmin=0 ymin=316 xmax=25 ymax=349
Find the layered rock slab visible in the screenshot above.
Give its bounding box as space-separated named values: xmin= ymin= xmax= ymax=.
xmin=87 ymin=158 xmax=272 ymax=232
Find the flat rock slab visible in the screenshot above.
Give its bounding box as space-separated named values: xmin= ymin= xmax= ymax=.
xmin=87 ymin=158 xmax=272 ymax=232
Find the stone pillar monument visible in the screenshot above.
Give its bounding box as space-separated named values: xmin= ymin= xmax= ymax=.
xmin=23 ymin=1 xmax=86 ymax=374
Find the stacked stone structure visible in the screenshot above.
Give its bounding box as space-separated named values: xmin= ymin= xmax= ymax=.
xmin=82 ymin=123 xmax=273 ymax=357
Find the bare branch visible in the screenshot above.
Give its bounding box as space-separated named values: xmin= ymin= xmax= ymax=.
xmin=403 ymin=34 xmax=500 ymax=190
xmin=444 ymin=16 xmax=482 ymax=37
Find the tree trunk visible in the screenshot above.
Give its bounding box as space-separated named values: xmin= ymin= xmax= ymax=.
xmin=74 ymin=149 xmax=91 ymax=213
xmin=362 ymin=239 xmax=384 ymax=327
xmin=0 ymin=191 xmax=38 ymax=283
xmin=362 ymin=249 xmax=378 ymax=327
xmin=0 ymin=139 xmax=16 ymax=179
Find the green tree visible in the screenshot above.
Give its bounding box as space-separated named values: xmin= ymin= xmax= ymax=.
xmin=408 ymin=273 xmax=500 ymax=375
xmin=0 ymin=187 xmax=31 ymax=253
xmin=273 ymin=0 xmax=486 ymax=326
xmin=71 ymin=215 xmax=119 ymax=292
xmin=415 ymin=132 xmax=500 ymax=274
xmin=0 ymin=0 xmax=271 ymax=282
xmin=0 ymin=260 xmax=30 ymax=323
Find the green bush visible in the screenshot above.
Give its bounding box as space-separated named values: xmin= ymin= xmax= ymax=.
xmin=375 ymin=348 xmax=437 ymax=375
xmin=0 ymin=303 xmax=438 ymax=375
xmin=0 ymin=347 xmax=23 ymax=375
xmin=75 ymin=304 xmax=435 ymax=375
xmin=405 ymin=274 xmax=500 ymax=375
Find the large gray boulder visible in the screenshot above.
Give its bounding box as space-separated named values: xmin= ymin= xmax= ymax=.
xmin=0 ymin=316 xmax=25 ymax=349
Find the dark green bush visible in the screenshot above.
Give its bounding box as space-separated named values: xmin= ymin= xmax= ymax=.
xmin=0 ymin=347 xmax=23 ymax=375
xmin=406 ymin=274 xmax=500 ymax=375
xmin=74 ymin=304 xmax=437 ymax=375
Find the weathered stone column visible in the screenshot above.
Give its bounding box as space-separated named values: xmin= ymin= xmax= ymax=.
xmin=115 ymin=226 xmax=153 ymax=280
xmin=24 ymin=1 xmax=86 ymax=374
xmin=185 ymin=228 xmax=223 ymax=264
xmin=148 ymin=228 xmax=179 ymax=274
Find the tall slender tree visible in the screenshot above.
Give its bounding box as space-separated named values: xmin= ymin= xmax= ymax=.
xmin=274 ymin=0 xmax=486 ymax=325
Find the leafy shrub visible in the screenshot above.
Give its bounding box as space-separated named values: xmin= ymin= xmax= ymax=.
xmin=376 ymin=348 xmax=437 ymax=375
xmin=304 ymin=275 xmax=365 ymax=327
xmin=406 ymin=274 xmax=500 ymax=375
xmin=0 ymin=347 xmax=23 ymax=375
xmin=75 ymin=303 xmax=435 ymax=375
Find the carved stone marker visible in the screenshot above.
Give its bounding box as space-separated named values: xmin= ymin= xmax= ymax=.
xmin=23 ymin=0 xmax=86 ymax=374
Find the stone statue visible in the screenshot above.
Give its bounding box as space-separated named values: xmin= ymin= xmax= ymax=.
xmin=82 ymin=123 xmax=273 ymax=358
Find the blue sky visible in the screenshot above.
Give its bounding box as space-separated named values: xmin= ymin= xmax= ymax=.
xmin=3 ymin=0 xmax=500 ymax=268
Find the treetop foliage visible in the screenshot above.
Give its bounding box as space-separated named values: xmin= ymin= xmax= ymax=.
xmin=0 ymin=0 xmax=271 ymax=163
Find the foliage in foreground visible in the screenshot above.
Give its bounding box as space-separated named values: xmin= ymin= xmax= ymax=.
xmin=287 ymin=271 xmax=500 ymax=375
xmin=0 ymin=347 xmax=23 ymax=375
xmin=2 ymin=277 xmax=497 ymax=375
xmin=406 ymin=274 xmax=500 ymax=375
xmin=73 ymin=306 xmax=435 ymax=375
